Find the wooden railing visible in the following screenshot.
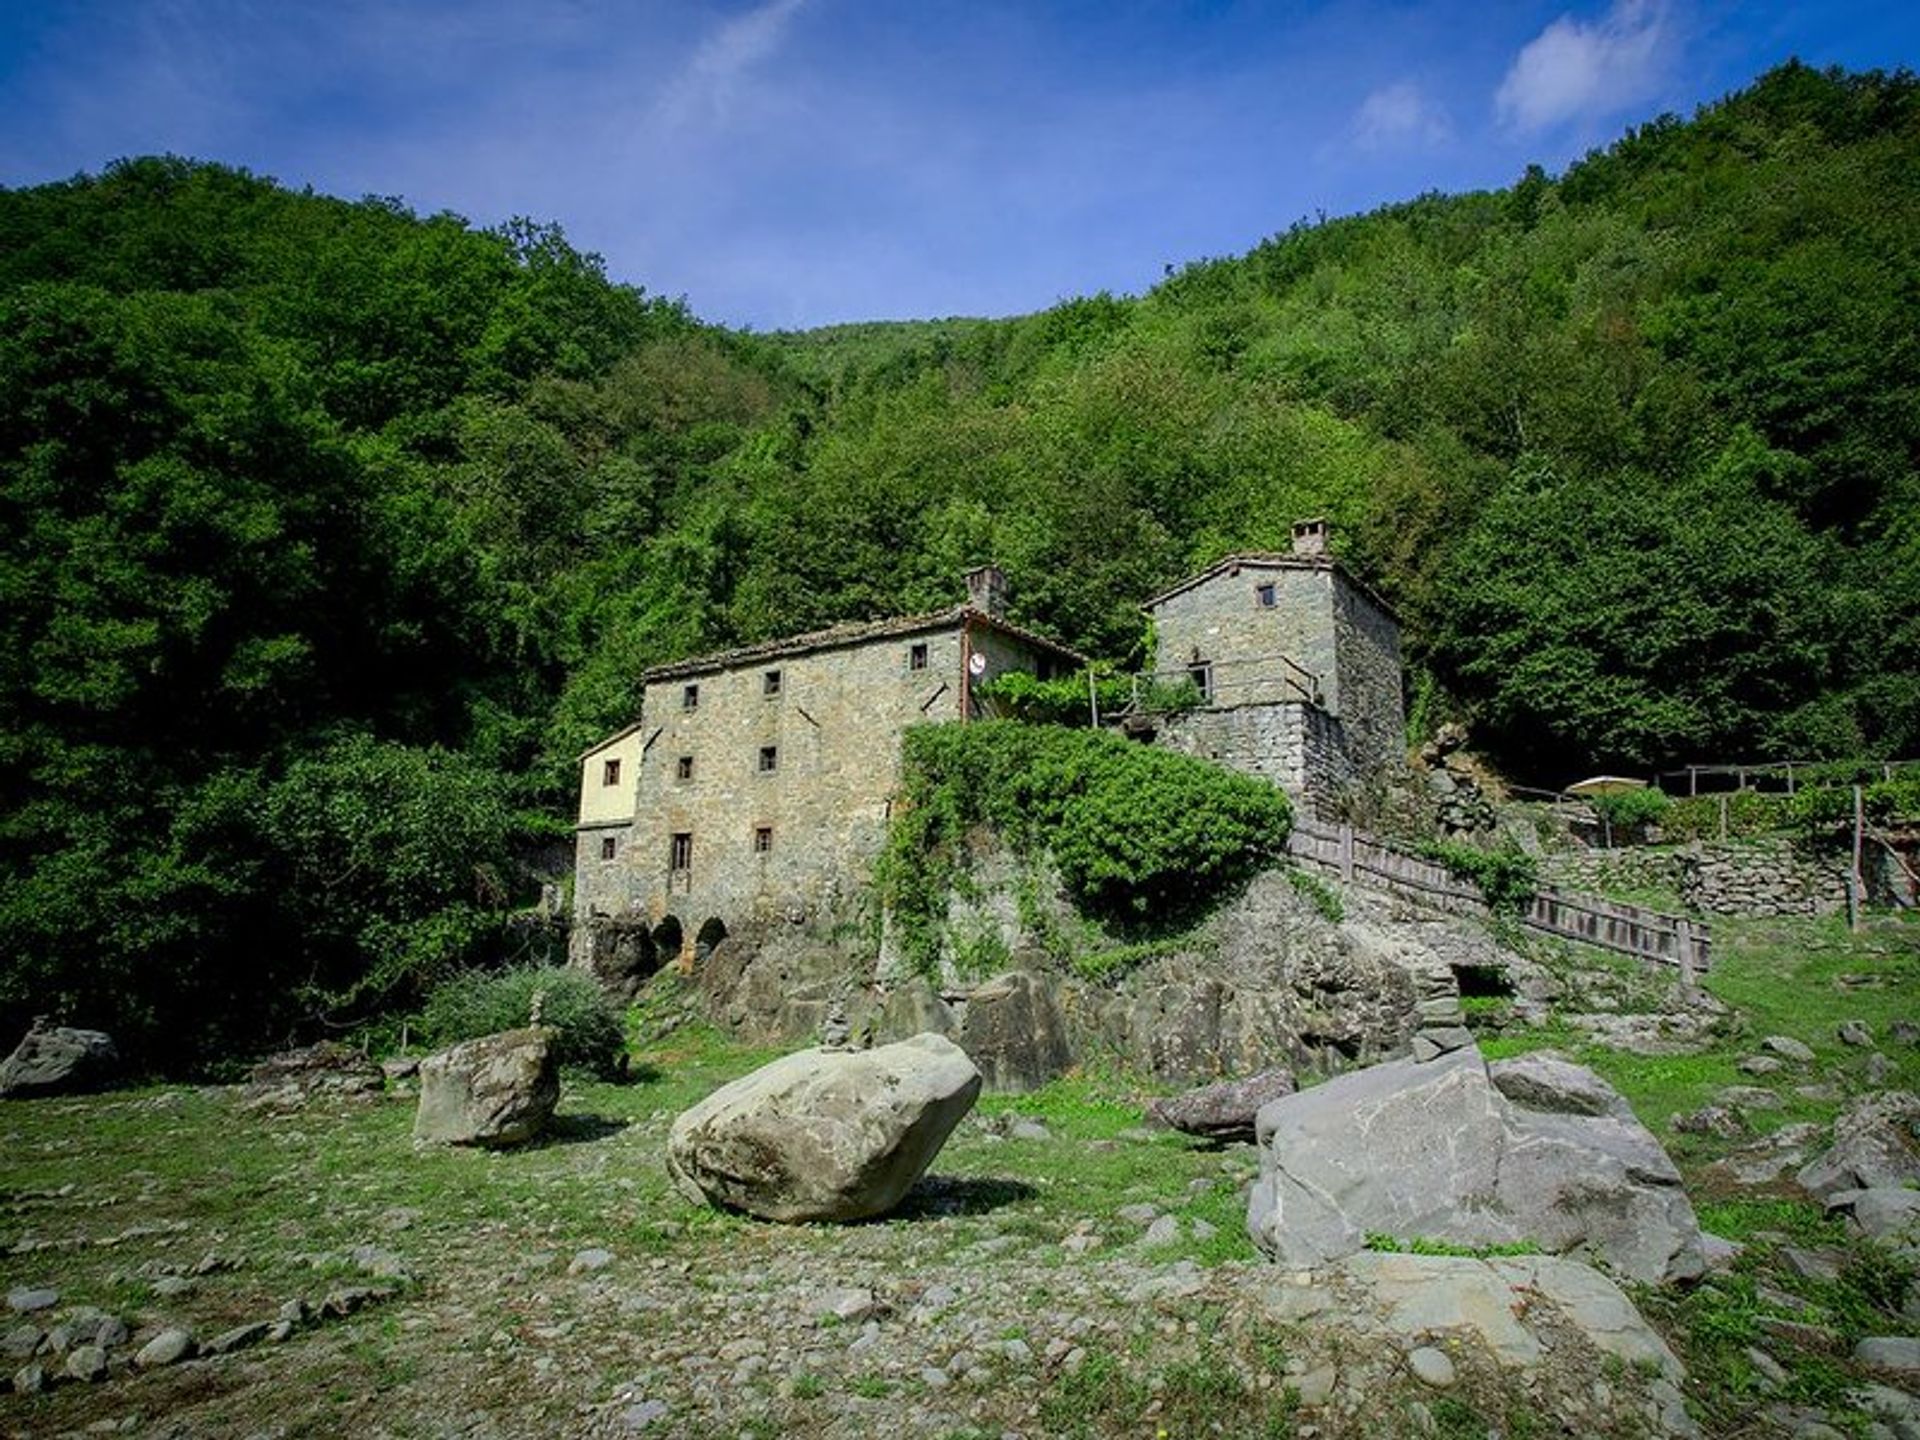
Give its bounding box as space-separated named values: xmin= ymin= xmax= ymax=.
xmin=1287 ymin=818 xmax=1711 ymax=980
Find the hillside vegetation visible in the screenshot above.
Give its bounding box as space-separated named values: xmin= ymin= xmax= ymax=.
xmin=1 ymin=62 xmax=1916 ymax=1065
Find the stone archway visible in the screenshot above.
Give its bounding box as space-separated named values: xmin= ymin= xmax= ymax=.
xmin=694 ymin=917 xmax=729 ymax=964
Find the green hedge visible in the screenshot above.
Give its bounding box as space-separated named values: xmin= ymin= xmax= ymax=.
xmin=879 ymin=722 xmax=1291 ymax=975
xmin=419 ymin=965 xmax=626 ymax=1077
xmin=1661 ymin=773 xmax=1920 ymax=843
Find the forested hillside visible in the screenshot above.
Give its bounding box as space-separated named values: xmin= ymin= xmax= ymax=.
xmin=2 ymin=62 xmax=1915 ymax=1067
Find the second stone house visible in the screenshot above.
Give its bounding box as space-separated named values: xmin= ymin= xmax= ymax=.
xmin=572 ymin=569 xmax=1082 ymax=970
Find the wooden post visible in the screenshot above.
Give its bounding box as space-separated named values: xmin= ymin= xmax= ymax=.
xmin=1718 ymin=793 xmax=1729 ymax=840
xmin=1087 ymin=667 xmax=1099 ymax=728
xmin=1786 ymin=763 xmax=1796 ymax=795
xmin=1338 ymin=823 xmax=1355 ymax=885
xmin=1688 ymin=766 xmax=1698 ymax=797
xmin=1676 ymin=917 xmax=1696 ymax=991
xmin=1850 ymin=784 xmax=1866 ymax=932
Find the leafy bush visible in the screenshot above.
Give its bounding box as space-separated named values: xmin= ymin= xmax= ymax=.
xmin=1420 ymin=838 xmax=1540 ymax=915
xmin=1586 ymin=787 xmax=1671 ymax=831
xmin=879 ymin=722 xmax=1291 ymax=975
xmin=978 ymin=670 xmax=1202 ymax=726
xmin=419 ymin=965 xmax=626 ymax=1077
xmin=1662 ymin=789 xmax=1790 ymax=842
xmin=1662 ymin=774 xmax=1920 ymax=844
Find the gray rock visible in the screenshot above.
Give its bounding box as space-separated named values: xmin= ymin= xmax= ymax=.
xmin=1841 ymin=1021 xmax=1875 ymax=1048
xmin=809 ymin=1287 xmax=879 ymax=1324
xmin=1740 ymin=1055 xmax=1786 ymax=1076
xmin=414 ymin=1027 xmax=559 ymax=1148
xmin=1745 ymin=1347 xmax=1788 ymax=1388
xmin=1 ymin=1324 xmax=41 ymax=1360
xmin=1837 ymin=1187 xmax=1920 ymax=1250
xmin=1489 ymin=1052 xmax=1634 ymax=1119
xmin=1701 ymin=1233 xmax=1743 ymax=1272
xmin=1779 ymin=1246 xmax=1846 ymax=1284
xmin=205 ymin=1322 xmax=271 ymax=1355
xmin=1008 ymin=1119 xmax=1051 ymax=1141
xmin=1719 ymin=1085 xmax=1786 ymax=1112
xmin=0 ymin=1021 xmax=118 ymax=1098
xmin=350 ymin=1244 xmax=413 ymax=1280
xmin=1864 ymin=1053 xmax=1896 ymax=1087
xmin=150 ymin=1275 xmax=193 ymax=1298
xmin=380 ymin=1056 xmax=420 ymax=1080
xmin=956 ymin=971 xmax=1071 ymax=1094
xmin=1856 ymin=1338 xmax=1920 ymax=1373
xmin=1893 ymin=1022 xmax=1920 ymax=1048
xmin=1142 ymin=1215 xmax=1180 ymax=1247
xmin=621 ymin=1398 xmax=669 ymax=1430
xmin=568 ymin=1248 xmax=614 ymax=1276
xmin=64 ymin=1343 xmax=108 ymax=1382
xmin=11 ymin=1362 xmax=44 ymax=1395
xmin=1764 ymin=1035 xmax=1817 ymax=1063
xmin=1408 ymin=1346 xmax=1455 ymax=1388
xmin=5 ymin=1287 xmax=57 ymax=1314
xmin=135 ymin=1328 xmax=195 ymax=1368
xmin=1412 ymin=1026 xmax=1475 ymax=1062
xmin=1115 ymin=1203 xmax=1160 ymax=1226
xmin=667 ymin=1032 xmax=981 ymax=1222
xmin=1146 ymin=1068 xmax=1296 ymax=1143
xmin=1248 ymin=1047 xmax=1703 ymax=1284
xmin=1797 ymin=1091 xmax=1920 ymax=1199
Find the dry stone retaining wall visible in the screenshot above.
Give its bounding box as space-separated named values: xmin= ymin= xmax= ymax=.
xmin=1544 ymin=839 xmax=1848 ymax=918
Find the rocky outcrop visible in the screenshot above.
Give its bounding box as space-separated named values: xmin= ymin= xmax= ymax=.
xmin=0 ymin=1021 xmax=118 ymax=1098
xmin=1797 ymin=1091 xmax=1920 ymax=1198
xmin=954 ymin=970 xmax=1071 ymax=1094
xmin=242 ymin=1042 xmax=384 ymax=1111
xmin=1146 ymin=1068 xmax=1296 ymax=1142
xmin=667 ymin=1033 xmax=980 ymax=1222
xmin=1248 ymin=1046 xmax=1704 ymax=1284
xmin=414 ymin=1027 xmax=559 ymax=1148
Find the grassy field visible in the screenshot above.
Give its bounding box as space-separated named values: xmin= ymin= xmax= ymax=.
xmin=1 ymin=909 xmax=1916 ymax=1437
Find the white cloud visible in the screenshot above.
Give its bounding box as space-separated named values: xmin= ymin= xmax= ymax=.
xmin=1495 ymin=0 xmax=1675 ymax=132
xmin=1351 ymin=81 xmax=1452 ymax=151
xmin=655 ymin=0 xmax=807 ymax=131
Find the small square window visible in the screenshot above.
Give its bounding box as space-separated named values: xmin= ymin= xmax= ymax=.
xmin=682 ymin=683 xmax=700 ymax=710
xmin=599 ymin=835 xmax=617 ymax=861
xmin=763 ymin=669 xmax=782 ymax=697
xmin=758 ymin=745 xmax=778 ymax=773
xmin=602 ymin=758 xmax=621 ymax=786
xmin=909 ymin=642 xmax=929 ymax=671
xmin=753 ymin=826 xmax=773 ymax=854
xmin=1188 ymin=661 xmax=1214 ymax=704
xmin=1255 ymin=583 xmax=1277 ymax=609
xmin=676 ymin=754 xmax=694 ymax=781
xmin=670 ymin=832 xmax=693 ymax=871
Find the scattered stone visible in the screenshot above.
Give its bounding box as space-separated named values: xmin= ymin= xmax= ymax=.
xmin=1795 ymin=1083 xmax=1844 ymax=1103
xmin=380 ymin=1056 xmax=420 ymax=1080
xmin=1701 ymin=1233 xmax=1743 ymax=1272
xmin=621 ymin=1398 xmax=669 ymax=1430
xmin=0 ymin=1021 xmax=119 ymax=1098
xmin=1757 ymin=1317 xmax=1843 ymax=1353
xmin=64 ymin=1344 xmax=108 ymax=1383
xmin=277 ymin=1299 xmax=311 ymax=1326
xmin=1718 ymin=1085 xmax=1785 ymax=1112
xmin=1763 ymin=1036 xmax=1816 ymax=1063
xmin=1007 ymin=1119 xmax=1051 ymax=1142
xmin=1892 ymin=1021 xmax=1920 ymax=1048
xmin=206 ymin=1322 xmax=272 ymax=1356
xmin=1411 ymin=1027 xmax=1474 ymax=1062
xmin=1839 ymin=1021 xmax=1874 ymax=1047
xmin=1144 ymin=1068 xmax=1297 ymax=1143
xmin=1115 ymin=1203 xmax=1160 ymax=1227
xmin=350 ymin=1244 xmax=413 ymax=1280
xmin=1408 ymin=1346 xmax=1456 ymax=1388
xmin=1778 ymin=1246 xmax=1846 ymax=1284
xmin=12 ymin=1362 xmax=45 ymax=1395
xmin=1832 ymin=1187 xmax=1920 ymax=1252
xmin=955 ymin=970 xmax=1072 ymax=1094
xmin=1125 ymin=1262 xmax=1205 ymax=1303
xmin=1141 ymin=1215 xmax=1180 ymax=1247
xmin=1 ymin=1324 xmax=41 ymax=1360
xmin=808 ymin=1288 xmax=880 ymax=1325
xmin=1864 ymin=1053 xmax=1895 ymax=1087
xmin=568 ymin=1248 xmax=614 ymax=1276
xmin=1248 ymin=1047 xmax=1704 ymax=1283
xmin=134 ymin=1328 xmax=196 ymax=1368
xmin=1797 ymin=1091 xmax=1920 ymax=1198
xmin=667 ymin=1033 xmax=981 ymax=1223
xmin=1673 ymin=1105 xmax=1748 ymax=1139
xmin=1745 ymin=1347 xmax=1789 ymax=1388
xmin=1855 ymin=1338 xmax=1920 ymax=1374
xmin=321 ymin=1286 xmax=390 ymax=1319
xmin=414 ymin=1027 xmax=560 ymax=1148
xmin=6 ymin=1287 xmax=57 ymax=1314
xmin=150 ymin=1276 xmax=193 ymax=1299
xmin=1740 ymin=1055 xmax=1786 ymax=1076
xmin=1717 ymin=1123 xmax=1824 ymax=1185
xmin=242 ymin=1041 xmax=384 ymax=1111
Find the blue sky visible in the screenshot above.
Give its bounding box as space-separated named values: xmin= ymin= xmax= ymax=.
xmin=1 ymin=1 xmax=1914 ymax=329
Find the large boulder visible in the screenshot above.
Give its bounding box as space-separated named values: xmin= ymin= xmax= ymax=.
xmin=1146 ymin=1068 xmax=1296 ymax=1143
xmin=1248 ymin=1046 xmax=1704 ymax=1284
xmin=667 ymin=1032 xmax=981 ymax=1222
xmin=0 ymin=1021 xmax=118 ymax=1098
xmin=1796 ymin=1091 xmax=1920 ymax=1199
xmin=957 ymin=970 xmax=1071 ymax=1093
xmin=414 ymin=1027 xmax=559 ymax=1148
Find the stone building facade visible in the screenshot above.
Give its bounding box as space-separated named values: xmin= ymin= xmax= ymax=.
xmin=1143 ymin=520 xmax=1405 ymax=812
xmin=571 ymin=571 xmax=1081 ymax=969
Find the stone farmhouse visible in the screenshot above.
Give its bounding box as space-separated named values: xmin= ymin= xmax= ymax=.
xmin=571 ymin=569 xmax=1083 ymax=969
xmin=571 ymin=524 xmax=1404 ymax=968
xmin=1144 ymin=519 xmax=1405 ymax=815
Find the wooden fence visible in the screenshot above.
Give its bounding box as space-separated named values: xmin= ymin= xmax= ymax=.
xmin=1286 ymin=818 xmax=1711 ymax=980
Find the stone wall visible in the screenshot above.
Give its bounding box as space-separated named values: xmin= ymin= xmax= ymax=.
xmin=1543 ymin=840 xmax=1849 ymax=918
xmin=1151 ymin=562 xmax=1333 ymax=707
xmin=1331 ymin=577 xmax=1406 ymax=778
xmin=1154 ymin=702 xmax=1353 ymax=817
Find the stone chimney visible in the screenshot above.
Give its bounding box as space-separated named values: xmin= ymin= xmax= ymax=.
xmin=964 ymin=565 xmax=1010 ymax=618
xmin=1291 ymin=518 xmax=1329 ymax=558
